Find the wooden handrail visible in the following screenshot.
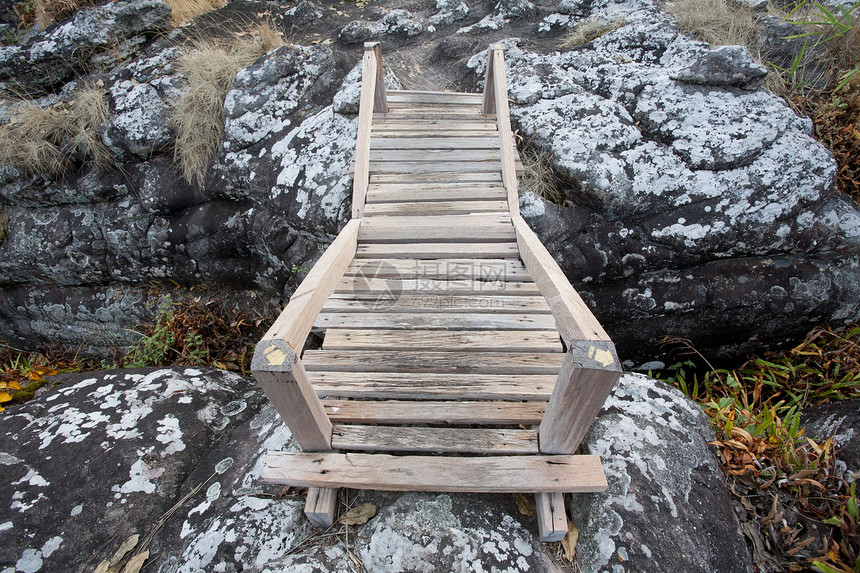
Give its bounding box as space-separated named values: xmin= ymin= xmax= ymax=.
xmin=351 ymin=42 xmax=387 ymax=219
xmin=483 ymin=45 xmax=520 ymax=217
xmin=252 ymin=219 xmax=361 ymax=451
xmin=510 ymin=214 xmax=621 ymax=454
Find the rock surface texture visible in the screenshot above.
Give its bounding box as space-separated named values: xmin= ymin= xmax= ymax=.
xmin=0 ymin=369 xmax=751 ymax=572
xmin=0 ymin=0 xmax=858 ymax=362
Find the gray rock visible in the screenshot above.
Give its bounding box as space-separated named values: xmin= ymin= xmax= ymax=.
xmin=571 ymin=373 xmax=753 ymax=572
xmin=430 ymin=0 xmax=470 ymax=26
xmin=332 ymin=58 xmax=403 ymax=115
xmin=340 ymin=9 xmax=425 ymax=44
xmin=672 ymin=45 xmax=769 ymax=89
xmin=803 ymin=400 xmax=860 ymax=475
xmin=0 ymin=368 xmax=265 ymax=573
xmin=0 ymin=0 xmax=171 ymax=96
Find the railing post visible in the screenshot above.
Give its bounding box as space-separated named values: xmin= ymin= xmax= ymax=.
xmin=482 ymin=45 xmax=498 ymax=115
xmin=538 ymin=341 xmax=621 ymax=454
xmin=369 ymin=42 xmax=388 ymax=113
xmin=252 ymin=340 xmax=332 ymax=451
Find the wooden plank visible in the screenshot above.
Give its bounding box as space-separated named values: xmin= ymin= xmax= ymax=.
xmin=302 ymin=350 xmax=565 ymax=374
xmin=355 ymin=242 xmax=519 ymax=259
xmin=358 ymin=223 xmax=514 ymax=242
xmin=384 ymin=105 xmax=481 ymax=113
xmin=334 ymin=277 xmax=542 ymax=296
xmin=386 ymin=90 xmax=483 ymax=103
xmin=261 ymin=219 xmax=359 ymax=347
xmin=313 ymin=312 xmax=557 ymax=331
xmin=262 ymin=452 xmax=609 ymax=493
xmin=323 ymin=399 xmax=547 ymax=424
xmin=370 ymin=137 xmax=499 ymax=149
xmin=489 ymin=47 xmax=521 ymax=217
xmin=358 ymin=213 xmax=510 ymax=226
xmin=331 ymin=425 xmax=539 ymax=454
xmin=539 ymin=346 xmax=621 ymax=454
xmin=368 ymin=161 xmax=502 ymax=174
xmin=305 ymin=487 xmax=337 ymax=528
xmin=308 ymin=371 xmax=556 ymax=400
xmin=369 ymin=42 xmax=387 ymax=113
xmin=321 ymin=328 xmax=562 ymax=352
xmin=536 ymin=492 xmax=568 ymax=542
xmin=365 ymin=187 xmax=507 ymax=203
xmin=371 ymin=172 xmax=502 ymax=183
xmin=511 ymin=215 xmax=609 ymax=343
xmin=321 ymin=295 xmax=552 ymax=314
xmin=363 ymin=200 xmax=509 ymax=216
xmin=369 ymin=129 xmax=499 ymax=138
xmin=351 ymin=47 xmax=377 ymax=219
xmin=374 ymin=113 xmax=488 ymax=121
xmin=252 ymin=342 xmax=332 ymax=451
xmin=369 ymin=149 xmax=501 ymax=162
xmin=343 ymin=258 xmax=531 ymax=281
xmin=482 ymin=44 xmax=496 ymax=114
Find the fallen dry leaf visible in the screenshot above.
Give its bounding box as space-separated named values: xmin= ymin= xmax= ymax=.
xmin=121 ymin=551 xmax=149 ymax=573
xmin=338 ymin=503 xmax=377 ymax=525
xmin=561 ymin=523 xmax=579 ymax=562
xmin=93 ymin=560 xmax=110 ymax=573
xmin=513 ymin=493 xmax=535 ymax=517
xmin=109 ymin=534 xmax=140 ymax=567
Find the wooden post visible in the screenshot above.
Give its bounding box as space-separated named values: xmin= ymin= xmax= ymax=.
xmin=352 ymin=46 xmax=379 ymax=218
xmin=482 ymin=45 xmax=497 ymax=115
xmin=369 ymin=42 xmax=388 ymax=113
xmin=252 ymin=340 xmax=332 ymax=452
xmin=305 ymin=487 xmax=338 ymax=527
xmin=538 ymin=340 xmax=621 ymax=454
xmin=535 ymin=492 xmax=568 ymax=542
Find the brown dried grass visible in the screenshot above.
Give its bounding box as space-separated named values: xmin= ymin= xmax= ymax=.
xmin=665 ymin=0 xmax=760 ymax=51
xmin=33 ymin=0 xmax=98 ymax=29
xmin=167 ymin=0 xmax=226 ymax=25
xmin=561 ymin=18 xmax=627 ymax=48
xmin=170 ymin=23 xmax=285 ymax=186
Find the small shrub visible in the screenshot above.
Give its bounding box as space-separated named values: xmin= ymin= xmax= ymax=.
xmin=170 ymin=23 xmax=285 ymax=185
xmin=561 ymin=17 xmax=627 ymax=48
xmin=0 ymin=85 xmax=111 ymax=176
xmin=665 ymin=0 xmax=760 ymax=51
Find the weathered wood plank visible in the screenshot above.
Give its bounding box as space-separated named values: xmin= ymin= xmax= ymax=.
xmin=365 ymin=187 xmax=508 ymax=203
xmin=262 ymin=452 xmax=609 ymax=493
xmin=303 ymin=350 xmax=564 ymax=374
xmin=358 ymin=223 xmax=514 ymax=242
xmin=331 ymin=425 xmax=539 ymax=454
xmin=321 ymin=328 xmax=562 ymax=352
xmin=334 ymin=277 xmax=542 ymax=296
xmin=343 ymin=258 xmax=531 ymax=281
xmin=489 ymin=47 xmax=521 ymax=217
xmin=261 ymin=219 xmax=359 ymax=347
xmin=369 ymin=149 xmax=501 ymax=162
xmin=369 ymin=42 xmax=387 ymax=114
xmin=371 ymin=172 xmax=502 ymax=183
xmin=305 ymin=487 xmax=338 ymax=528
xmin=322 ymin=399 xmax=547 ymax=424
xmin=358 ymin=213 xmax=510 ymax=227
xmin=373 ymin=113 xmax=488 ymax=121
xmin=368 ymin=161 xmax=502 ymax=174
xmin=321 ymin=295 xmax=552 ymax=314
xmin=535 ymin=492 xmax=568 ymax=542
xmin=355 ymin=242 xmax=519 ymax=259
xmin=370 ymin=136 xmax=499 ymax=149
xmin=363 ymin=200 xmax=509 ymax=216
xmin=386 ymin=90 xmax=483 ymax=103
xmin=369 ymin=129 xmax=499 ymax=138
xmin=351 ymin=46 xmax=378 ymax=219
xmin=308 ymin=371 xmax=556 ymax=400
xmin=313 ymin=312 xmax=557 ymax=331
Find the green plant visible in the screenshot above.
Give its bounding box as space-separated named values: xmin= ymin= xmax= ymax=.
xmin=291 ymin=264 xmax=310 ymax=275
xmin=170 ymin=23 xmax=285 ymax=186
xmin=124 ymin=297 xmax=176 ymax=367
xmin=786 ymin=0 xmax=860 ymax=90
xmin=561 ymin=17 xmax=627 ymax=48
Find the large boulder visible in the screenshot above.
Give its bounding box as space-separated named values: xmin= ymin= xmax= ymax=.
xmin=0 ymin=369 xmax=751 ymax=573
xmin=468 ymin=25 xmax=860 ymax=363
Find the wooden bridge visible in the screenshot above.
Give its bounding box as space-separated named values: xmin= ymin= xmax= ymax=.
xmin=252 ymin=43 xmax=621 ymax=542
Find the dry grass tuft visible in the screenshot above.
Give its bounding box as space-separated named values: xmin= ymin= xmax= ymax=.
xmin=0 ymin=210 xmax=7 ymax=245
xmin=33 ymin=0 xmax=98 ymax=29
xmin=519 ymin=145 xmax=566 ymax=204
xmin=0 ymin=85 xmax=112 ymax=176
xmin=167 ymin=0 xmax=226 ymax=25
xmin=665 ymin=0 xmax=760 ymax=50
xmin=170 ymin=23 xmax=285 ymax=186
xmin=561 ymin=17 xmax=627 ymax=48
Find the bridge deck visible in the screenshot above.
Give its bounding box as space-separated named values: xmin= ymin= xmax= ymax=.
xmin=252 ymin=45 xmax=622 ymax=541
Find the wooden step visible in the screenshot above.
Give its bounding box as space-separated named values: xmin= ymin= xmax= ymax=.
xmin=321 ymin=295 xmax=552 ymax=314
xmin=303 ymin=350 xmax=565 ymax=374
xmin=363 ymin=200 xmax=509 ymax=216
xmin=262 ymin=452 xmax=609 ymax=493
xmin=369 ymin=162 xmax=503 ymax=175
xmin=385 ymin=90 xmax=483 ymax=103
xmin=371 ymin=172 xmax=502 ymax=183
xmin=314 ymin=312 xmax=557 ymax=331
xmin=365 ymin=186 xmax=507 ymax=204
xmin=369 ymin=129 xmax=498 ymax=138
xmin=334 ymin=277 xmax=542 ymax=296
xmin=358 ymin=223 xmax=513 ymax=242
xmin=370 ymin=149 xmax=501 ymax=162
xmin=355 ymin=242 xmax=519 ymax=258
xmin=370 ymin=136 xmax=499 ymax=149
xmin=308 ymin=372 xmax=556 ymax=400
xmin=321 ymin=328 xmax=562 ymax=352
xmin=343 ymin=258 xmax=531 ymax=281
xmin=374 ymin=113 xmax=489 ymax=121
xmin=322 ymin=399 xmax=547 ymax=424
xmin=331 ymin=425 xmax=538 ymax=454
